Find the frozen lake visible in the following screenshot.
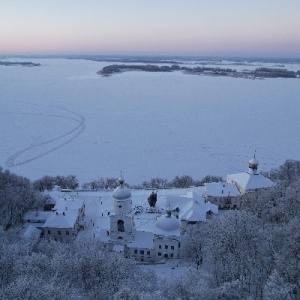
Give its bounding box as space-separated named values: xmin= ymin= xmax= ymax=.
xmin=1 ymin=58 xmax=300 ymax=185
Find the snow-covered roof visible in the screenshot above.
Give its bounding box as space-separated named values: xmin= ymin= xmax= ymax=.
xmin=180 ymin=200 xmax=217 ymax=222
xmin=227 ymin=172 xmax=275 ymax=192
xmin=205 ymin=182 xmax=240 ymax=197
xmin=43 ymin=210 xmax=78 ymax=229
xmin=167 ymin=194 xmax=193 ymax=213
xmin=44 ymin=196 xmax=56 ymax=205
xmin=166 ymin=193 xmax=218 ymax=223
xmin=127 ymin=231 xmax=154 ymax=249
xmin=53 ymin=196 xmax=84 ymax=211
xmin=156 ymin=214 xmax=180 ymax=231
xmin=23 ymin=211 xmax=51 ymax=222
xmin=113 ymin=185 xmax=131 ymax=200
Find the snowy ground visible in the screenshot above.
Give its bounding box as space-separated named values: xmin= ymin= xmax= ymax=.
xmin=1 ymin=58 xmax=300 ymax=185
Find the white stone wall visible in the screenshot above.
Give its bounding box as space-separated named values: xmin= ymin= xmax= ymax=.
xmin=43 ymin=227 xmax=74 ymax=241
xmin=113 ymin=198 xmax=132 ymax=215
xmin=126 ymin=247 xmax=155 ymax=263
xmin=207 ymin=195 xmax=240 ymax=209
xmin=153 ymin=236 xmax=180 ymax=261
xmin=110 ymin=214 xmax=134 ymax=242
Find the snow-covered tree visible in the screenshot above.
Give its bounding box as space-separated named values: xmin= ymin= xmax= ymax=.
xmin=199 ymin=211 xmax=273 ymax=298
xmin=273 ymin=217 xmax=300 ymax=297
xmin=0 ymin=168 xmax=44 ymax=228
xmin=263 ymin=270 xmax=294 ymax=300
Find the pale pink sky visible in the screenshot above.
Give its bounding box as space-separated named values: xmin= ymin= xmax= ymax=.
xmin=1 ymin=0 xmax=300 ymax=57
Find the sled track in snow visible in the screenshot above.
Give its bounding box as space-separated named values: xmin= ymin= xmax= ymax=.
xmin=5 ymin=106 xmax=85 ymax=168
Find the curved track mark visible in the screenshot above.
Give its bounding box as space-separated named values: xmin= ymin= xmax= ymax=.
xmin=5 ymin=106 xmax=85 ymax=167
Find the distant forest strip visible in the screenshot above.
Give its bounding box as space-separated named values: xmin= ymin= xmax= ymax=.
xmin=98 ymin=64 xmax=300 ymax=79
xmin=0 ymin=61 xmax=41 ymax=67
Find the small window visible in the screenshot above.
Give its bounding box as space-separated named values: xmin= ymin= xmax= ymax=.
xmin=134 ymin=249 xmax=137 ymax=254
xmin=178 ymin=242 xmax=181 ymax=248
xmin=158 ymin=252 xmax=161 ymax=256
xmin=159 ymin=245 xmax=161 ymax=249
xmin=170 ymin=253 xmax=174 ymax=258
xmin=147 ymin=251 xmax=150 ymax=255
xmin=58 ymin=230 xmax=61 ymax=235
xmin=119 ymin=205 xmax=122 ymax=208
xmin=165 ymin=245 xmax=168 ymax=250
xmin=171 ymin=246 xmax=174 ymax=250
xmin=66 ymin=231 xmax=69 ymax=235
xmin=140 ymin=250 xmax=144 ymax=255
xmin=48 ymin=230 xmax=51 ymax=234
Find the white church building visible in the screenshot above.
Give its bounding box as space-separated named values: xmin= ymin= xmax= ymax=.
xmin=227 ymin=155 xmax=275 ymax=195
xmin=108 ymin=177 xmax=218 ymax=263
xmin=205 ymin=154 xmax=275 ymax=209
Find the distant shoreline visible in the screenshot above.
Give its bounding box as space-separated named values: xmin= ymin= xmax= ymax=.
xmin=0 ymin=61 xmax=41 ymax=67
xmin=97 ymin=64 xmax=300 ymax=79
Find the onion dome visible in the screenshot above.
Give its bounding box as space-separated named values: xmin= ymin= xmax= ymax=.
xmin=156 ymin=213 xmax=180 ymax=231
xmin=113 ymin=177 xmax=131 ymax=200
xmin=249 ymin=155 xmax=259 ymax=170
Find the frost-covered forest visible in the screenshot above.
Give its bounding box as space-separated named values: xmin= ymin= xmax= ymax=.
xmin=0 ymin=160 xmax=300 ymax=299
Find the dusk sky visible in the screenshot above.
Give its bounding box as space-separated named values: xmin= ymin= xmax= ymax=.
xmin=1 ymin=0 xmax=300 ymax=57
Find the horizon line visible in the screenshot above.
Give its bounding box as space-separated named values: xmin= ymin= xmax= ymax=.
xmin=1 ymin=53 xmax=300 ymax=61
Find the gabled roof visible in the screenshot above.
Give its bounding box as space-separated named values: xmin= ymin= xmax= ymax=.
xmin=53 ymin=196 xmax=84 ymax=211
xmin=23 ymin=211 xmax=51 ymax=222
xmin=43 ymin=210 xmax=78 ymax=229
xmin=227 ymin=172 xmax=275 ymax=192
xmin=205 ymin=182 xmax=240 ymax=197
xmin=166 ymin=193 xmax=218 ymax=223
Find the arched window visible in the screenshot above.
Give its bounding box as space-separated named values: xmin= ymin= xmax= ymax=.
xmin=117 ymin=220 xmax=125 ymax=232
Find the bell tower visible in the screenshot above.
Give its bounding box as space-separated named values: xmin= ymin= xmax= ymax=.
xmin=109 ymin=177 xmax=134 ymax=243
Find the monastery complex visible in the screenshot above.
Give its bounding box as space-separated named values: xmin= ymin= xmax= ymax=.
xmin=23 ymin=155 xmax=275 ymax=263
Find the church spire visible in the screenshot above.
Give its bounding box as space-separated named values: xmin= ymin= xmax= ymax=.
xmin=118 ymin=171 xmax=124 ymax=186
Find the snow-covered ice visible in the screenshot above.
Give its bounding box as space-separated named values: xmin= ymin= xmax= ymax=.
xmin=1 ymin=58 xmax=300 ymax=185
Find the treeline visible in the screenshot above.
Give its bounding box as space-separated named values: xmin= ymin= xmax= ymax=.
xmin=98 ymin=64 xmax=181 ymax=76
xmin=98 ymin=63 xmax=299 ymax=79
xmin=251 ymin=67 xmax=297 ymax=78
xmin=81 ymin=174 xmax=223 ymax=191
xmin=261 ymin=159 xmax=300 ymax=183
xmin=33 ymin=175 xmax=79 ymax=191
xmin=98 ymin=64 xmax=236 ymax=77
xmin=0 ymin=61 xmax=41 ymax=67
